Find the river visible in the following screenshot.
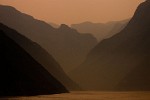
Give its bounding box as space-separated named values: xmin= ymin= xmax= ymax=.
xmin=1 ymin=91 xmax=150 ymax=100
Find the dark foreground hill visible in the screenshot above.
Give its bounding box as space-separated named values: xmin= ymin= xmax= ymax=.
xmin=0 ymin=5 xmax=97 ymax=72
xmin=70 ymin=0 xmax=150 ymax=91
xmin=0 ymin=23 xmax=80 ymax=90
xmin=0 ymin=24 xmax=68 ymax=96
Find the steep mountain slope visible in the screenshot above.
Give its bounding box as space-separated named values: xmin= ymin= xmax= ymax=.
xmin=0 ymin=5 xmax=97 ymax=72
xmin=115 ymin=0 xmax=150 ymax=90
xmin=71 ymin=19 xmax=129 ymax=41
xmin=0 ymin=27 xmax=68 ymax=96
xmin=70 ymin=0 xmax=150 ymax=90
xmin=49 ymin=22 xmax=59 ymax=28
xmin=0 ymin=23 xmax=80 ymax=90
xmin=116 ymin=60 xmax=150 ymax=91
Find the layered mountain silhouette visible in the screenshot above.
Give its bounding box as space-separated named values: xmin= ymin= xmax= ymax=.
xmin=71 ymin=20 xmax=129 ymax=41
xmin=0 ymin=23 xmax=80 ymax=90
xmin=70 ymin=0 xmax=150 ymax=90
xmin=0 ymin=5 xmax=97 ymax=72
xmin=49 ymin=22 xmax=59 ymax=28
xmin=0 ymin=23 xmax=68 ymax=96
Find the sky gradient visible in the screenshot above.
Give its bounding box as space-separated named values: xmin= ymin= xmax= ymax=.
xmin=0 ymin=0 xmax=144 ymax=25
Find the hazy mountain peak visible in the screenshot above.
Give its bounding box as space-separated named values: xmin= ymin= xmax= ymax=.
xmin=0 ymin=5 xmax=28 ymax=17
xmin=58 ymin=24 xmax=79 ymax=33
xmin=71 ymin=19 xmax=129 ymax=41
xmin=0 ymin=5 xmax=54 ymax=30
xmin=59 ymin=24 xmax=70 ymax=29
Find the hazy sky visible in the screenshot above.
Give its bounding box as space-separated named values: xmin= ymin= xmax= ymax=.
xmin=0 ymin=0 xmax=144 ymax=25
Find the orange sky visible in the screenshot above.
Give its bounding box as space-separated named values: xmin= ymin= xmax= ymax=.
xmin=0 ymin=0 xmax=144 ymax=25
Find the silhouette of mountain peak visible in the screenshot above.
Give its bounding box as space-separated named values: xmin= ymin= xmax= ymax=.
xmin=0 ymin=5 xmax=15 ymax=10
xmin=59 ymin=24 xmax=70 ymax=30
xmin=0 ymin=5 xmax=22 ymax=14
xmin=139 ymin=0 xmax=150 ymax=8
xmin=58 ymin=24 xmax=78 ymax=33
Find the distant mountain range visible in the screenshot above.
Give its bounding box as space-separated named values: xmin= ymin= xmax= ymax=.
xmin=71 ymin=19 xmax=129 ymax=41
xmin=0 ymin=5 xmax=98 ymax=72
xmin=0 ymin=23 xmax=68 ymax=96
xmin=70 ymin=0 xmax=150 ymax=91
xmin=0 ymin=23 xmax=80 ymax=91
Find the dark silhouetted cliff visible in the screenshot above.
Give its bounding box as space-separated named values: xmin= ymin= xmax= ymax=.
xmin=0 ymin=25 xmax=68 ymax=96
xmin=0 ymin=23 xmax=80 ymax=91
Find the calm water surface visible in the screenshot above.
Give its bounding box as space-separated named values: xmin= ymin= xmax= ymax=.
xmin=1 ymin=91 xmax=150 ymax=100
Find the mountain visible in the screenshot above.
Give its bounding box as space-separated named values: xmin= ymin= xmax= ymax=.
xmin=71 ymin=19 xmax=129 ymax=41
xmin=0 ymin=23 xmax=80 ymax=90
xmin=70 ymin=0 xmax=150 ymax=90
xmin=0 ymin=5 xmax=97 ymax=73
xmin=0 ymin=24 xmax=68 ymax=96
xmin=49 ymin=22 xmax=60 ymax=28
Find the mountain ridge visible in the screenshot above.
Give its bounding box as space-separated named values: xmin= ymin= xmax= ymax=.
xmin=0 ymin=23 xmax=80 ymax=90
xmin=0 ymin=5 xmax=98 ymax=72
xmin=71 ymin=19 xmax=129 ymax=41
xmin=70 ymin=0 xmax=150 ymax=90
xmin=0 ymin=26 xmax=68 ymax=96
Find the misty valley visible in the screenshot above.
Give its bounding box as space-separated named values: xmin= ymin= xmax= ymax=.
xmin=0 ymin=0 xmax=150 ymax=100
